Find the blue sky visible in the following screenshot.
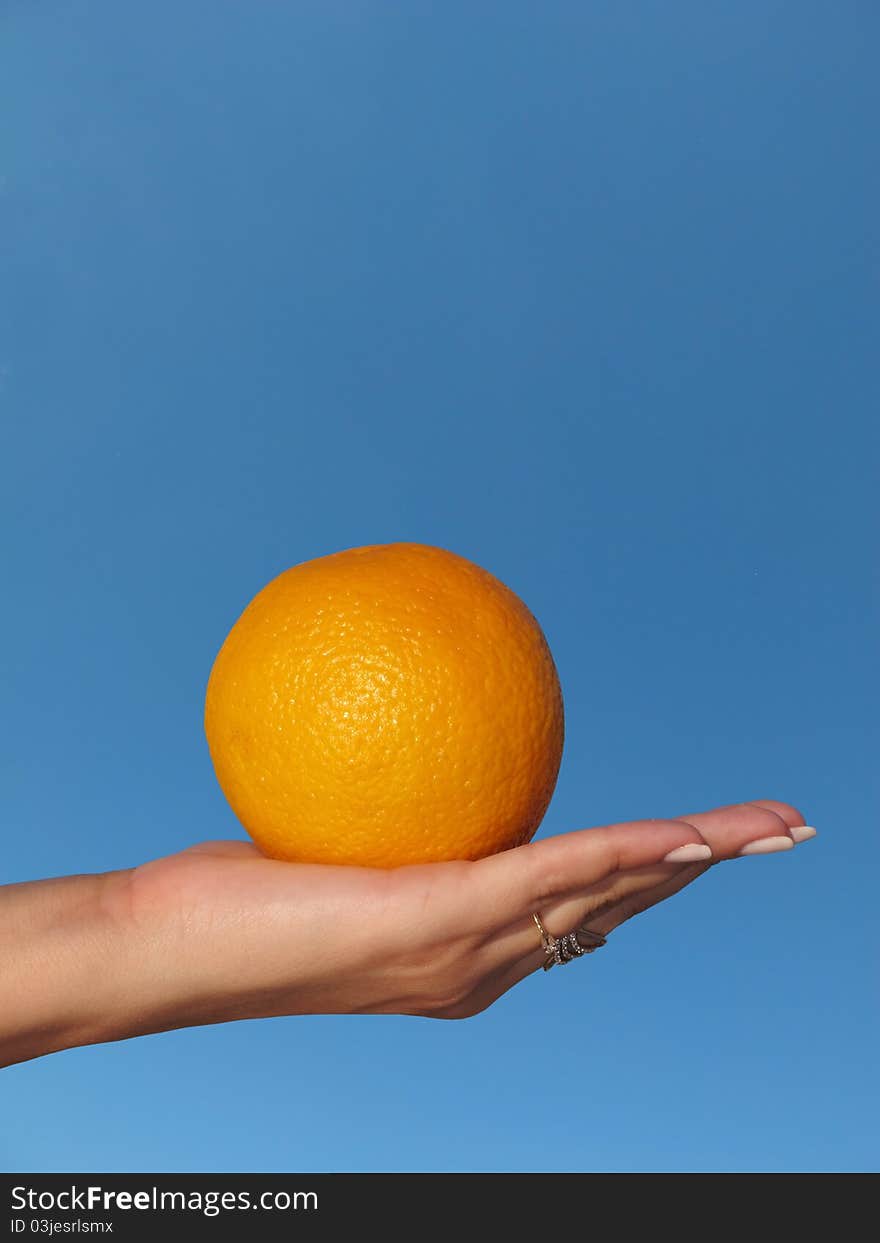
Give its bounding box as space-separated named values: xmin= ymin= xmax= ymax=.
xmin=2 ymin=3 xmax=876 ymax=1172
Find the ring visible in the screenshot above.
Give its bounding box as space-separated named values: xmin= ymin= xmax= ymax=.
xmin=532 ymin=913 xmax=607 ymax=971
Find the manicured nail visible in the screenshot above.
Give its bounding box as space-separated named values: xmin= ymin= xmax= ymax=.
xmin=737 ymin=836 xmax=795 ymax=856
xmin=789 ymin=825 xmax=818 ymax=844
xmin=663 ymin=843 xmax=713 ymax=863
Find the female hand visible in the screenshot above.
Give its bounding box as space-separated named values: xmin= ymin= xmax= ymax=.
xmin=0 ymin=798 xmax=813 ymax=1066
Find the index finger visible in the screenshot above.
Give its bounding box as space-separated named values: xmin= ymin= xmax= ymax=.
xmin=672 ymin=798 xmax=811 ymax=858
xmin=471 ymin=817 xmax=711 ymax=918
xmin=473 ymin=795 xmax=811 ymax=917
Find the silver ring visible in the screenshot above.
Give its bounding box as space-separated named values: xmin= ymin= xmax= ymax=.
xmin=532 ymin=913 xmax=607 ymax=971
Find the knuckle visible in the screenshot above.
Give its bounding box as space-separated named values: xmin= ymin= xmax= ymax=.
xmin=746 ymin=799 xmax=805 ymax=826
xmin=527 ymin=839 xmax=584 ymax=904
xmin=742 ymin=804 xmax=790 ymax=834
xmin=665 ymin=818 xmax=706 ymax=842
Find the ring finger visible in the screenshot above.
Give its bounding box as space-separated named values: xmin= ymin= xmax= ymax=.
xmin=475 ymin=861 xmax=709 ymax=1008
xmin=488 ymin=856 xmax=708 ymax=969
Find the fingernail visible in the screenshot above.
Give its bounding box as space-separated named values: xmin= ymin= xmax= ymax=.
xmin=737 ymin=836 xmax=795 ymax=856
xmin=789 ymin=825 xmax=818 ymax=844
xmin=663 ymin=843 xmax=713 ymax=863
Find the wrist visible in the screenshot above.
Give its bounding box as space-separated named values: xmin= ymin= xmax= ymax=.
xmin=0 ymin=870 xmax=141 ymax=1066
xmin=0 ymin=864 xmax=250 ymax=1067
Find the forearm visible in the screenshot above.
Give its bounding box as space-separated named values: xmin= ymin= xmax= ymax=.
xmin=0 ymin=803 xmax=808 ymax=1065
xmin=0 ymin=870 xmax=162 ymax=1067
xmin=0 ymin=860 xmax=358 ymax=1068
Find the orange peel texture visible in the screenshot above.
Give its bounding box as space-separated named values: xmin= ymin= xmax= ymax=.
xmin=205 ymin=543 xmax=564 ymax=867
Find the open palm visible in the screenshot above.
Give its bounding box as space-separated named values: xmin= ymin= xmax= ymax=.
xmin=123 ymin=799 xmax=808 ymax=1027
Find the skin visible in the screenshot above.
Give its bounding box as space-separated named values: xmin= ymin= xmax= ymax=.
xmin=0 ymin=798 xmax=810 ymax=1068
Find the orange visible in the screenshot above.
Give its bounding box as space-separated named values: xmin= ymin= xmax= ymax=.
xmin=204 ymin=543 xmax=564 ymax=867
